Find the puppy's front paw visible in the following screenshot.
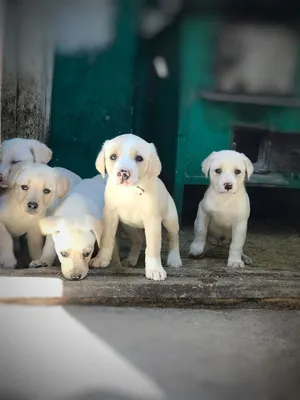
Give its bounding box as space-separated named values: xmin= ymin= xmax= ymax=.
xmin=145 ymin=257 xmax=167 ymax=281
xmin=122 ymin=255 xmax=139 ymax=267
xmin=242 ymin=254 xmax=252 ymax=265
xmin=227 ymin=259 xmax=244 ymax=269
xmin=90 ymin=256 xmax=110 ymax=268
xmin=189 ymin=240 xmax=205 ymax=258
xmin=29 ymin=260 xmax=49 ymax=268
xmin=0 ymin=254 xmax=17 ymax=268
xmin=167 ymin=249 xmax=182 ymax=268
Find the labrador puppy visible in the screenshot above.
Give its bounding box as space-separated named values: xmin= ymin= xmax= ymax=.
xmin=30 ymin=174 xmax=142 ymax=279
xmin=0 ymin=163 xmax=81 ymax=268
xmin=189 ymin=150 xmax=253 ymax=268
xmin=0 ymin=138 xmax=53 ymax=187
xmin=29 ymin=175 xmax=105 ymax=280
xmin=90 ymin=133 xmax=182 ymax=281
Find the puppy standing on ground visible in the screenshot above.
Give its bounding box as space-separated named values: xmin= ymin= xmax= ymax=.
xmin=30 ymin=175 xmax=106 ymax=280
xmin=189 ymin=150 xmax=253 ymax=268
xmin=90 ymin=133 xmax=182 ymax=281
xmin=0 ymin=163 xmax=81 ymax=268
xmin=0 ymin=138 xmax=53 ymax=187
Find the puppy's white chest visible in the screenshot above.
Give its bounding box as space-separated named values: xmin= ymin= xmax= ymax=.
xmin=110 ymin=186 xmax=144 ymax=228
xmin=6 ymin=217 xmax=38 ymax=237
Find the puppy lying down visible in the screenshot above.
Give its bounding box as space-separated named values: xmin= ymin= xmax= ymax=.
xmin=0 ymin=138 xmax=53 ymax=188
xmin=189 ymin=150 xmax=253 ymax=268
xmin=0 ymin=163 xmax=81 ymax=268
xmin=90 ymin=133 xmax=182 ymax=281
xmin=31 ymin=175 xmax=106 ymax=280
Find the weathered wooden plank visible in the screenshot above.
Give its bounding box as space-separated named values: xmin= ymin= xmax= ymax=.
xmin=0 ymin=0 xmax=7 ymax=145
xmin=16 ymin=0 xmax=53 ymax=142
xmin=1 ymin=0 xmax=17 ymax=141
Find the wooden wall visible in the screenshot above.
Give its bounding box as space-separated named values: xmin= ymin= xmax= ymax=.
xmin=0 ymin=0 xmax=53 ymax=144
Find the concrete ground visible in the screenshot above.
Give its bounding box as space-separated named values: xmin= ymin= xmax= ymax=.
xmin=1 ymin=222 xmax=300 ymax=308
xmin=1 ymin=305 xmax=300 ymax=400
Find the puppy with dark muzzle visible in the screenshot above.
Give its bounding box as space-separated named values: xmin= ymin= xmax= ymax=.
xmin=0 ymin=163 xmax=81 ymax=268
xmin=189 ymin=150 xmax=253 ymax=268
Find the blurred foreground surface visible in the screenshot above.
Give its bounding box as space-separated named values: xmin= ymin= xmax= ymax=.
xmin=1 ymin=305 xmax=300 ymax=400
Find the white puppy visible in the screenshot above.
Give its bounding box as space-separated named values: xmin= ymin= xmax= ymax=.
xmin=29 ymin=175 xmax=106 ymax=280
xmin=0 ymin=163 xmax=81 ymax=268
xmin=0 ymin=138 xmax=53 ymax=187
xmin=90 ymin=133 xmax=182 ymax=281
xmin=189 ymin=150 xmax=253 ymax=268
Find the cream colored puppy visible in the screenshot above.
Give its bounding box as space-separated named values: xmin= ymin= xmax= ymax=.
xmin=0 ymin=163 xmax=81 ymax=268
xmin=29 ymin=175 xmax=105 ymax=280
xmin=90 ymin=133 xmax=182 ymax=281
xmin=0 ymin=138 xmax=52 ymax=187
xmin=189 ymin=150 xmax=253 ymax=268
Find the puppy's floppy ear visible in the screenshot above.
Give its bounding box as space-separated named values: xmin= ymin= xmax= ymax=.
xmin=29 ymin=140 xmax=53 ymax=164
xmin=241 ymin=153 xmax=253 ymax=180
xmin=39 ymin=216 xmax=62 ymax=235
xmin=56 ymin=175 xmax=70 ymax=199
xmin=5 ymin=165 xmax=24 ymax=188
xmin=95 ymin=140 xmax=108 ymax=177
xmin=201 ymin=152 xmax=216 ymax=178
xmin=84 ymin=214 xmax=102 ymax=247
xmin=146 ymin=143 xmax=162 ymax=180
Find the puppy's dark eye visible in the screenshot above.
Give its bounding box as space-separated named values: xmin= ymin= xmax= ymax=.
xmin=21 ymin=185 xmax=29 ymax=191
xmin=43 ymin=188 xmax=51 ymax=194
xmin=235 ymin=169 xmax=241 ymax=175
xmin=11 ymin=161 xmax=20 ymax=165
xmin=110 ymin=154 xmax=117 ymax=161
xmin=82 ymin=251 xmax=91 ymax=258
xmin=135 ymin=155 xmax=143 ymax=162
xmin=60 ymin=251 xmax=69 ymax=258
xmin=215 ymin=168 xmax=222 ymax=174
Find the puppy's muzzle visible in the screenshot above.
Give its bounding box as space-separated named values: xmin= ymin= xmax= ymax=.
xmin=224 ymin=182 xmax=233 ymax=191
xmin=69 ymin=273 xmax=82 ymax=281
xmin=117 ymin=169 xmax=131 ymax=183
xmin=27 ymin=201 xmax=39 ymax=210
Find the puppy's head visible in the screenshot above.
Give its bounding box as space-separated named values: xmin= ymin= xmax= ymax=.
xmin=0 ymin=138 xmax=52 ymax=188
xmin=202 ymin=150 xmax=253 ymax=194
xmin=10 ymin=164 xmax=69 ymax=217
xmin=40 ymin=215 xmax=102 ymax=281
xmin=95 ymin=133 xmax=161 ymax=186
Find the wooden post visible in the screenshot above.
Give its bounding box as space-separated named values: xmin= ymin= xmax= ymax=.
xmin=1 ymin=0 xmax=17 ymax=142
xmin=0 ymin=0 xmax=6 ymax=147
xmin=16 ymin=0 xmax=53 ymax=142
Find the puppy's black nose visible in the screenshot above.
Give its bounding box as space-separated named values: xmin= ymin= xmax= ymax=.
xmin=70 ymin=274 xmax=82 ymax=281
xmin=224 ymin=182 xmax=233 ymax=191
xmin=117 ymin=169 xmax=131 ymax=181
xmin=27 ymin=201 xmax=39 ymax=210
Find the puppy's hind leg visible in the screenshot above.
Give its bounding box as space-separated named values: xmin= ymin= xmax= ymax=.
xmin=0 ymin=223 xmax=17 ymax=268
xmin=242 ymin=252 xmax=252 ymax=265
xmin=163 ymin=206 xmax=182 ymax=268
xmin=189 ymin=202 xmax=209 ymax=258
xmin=121 ymin=223 xmax=143 ymax=267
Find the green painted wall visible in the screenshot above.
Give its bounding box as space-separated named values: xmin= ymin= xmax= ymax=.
xmin=49 ymin=1 xmax=138 ymax=178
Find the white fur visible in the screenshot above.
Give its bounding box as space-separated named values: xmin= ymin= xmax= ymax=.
xmin=30 ymin=175 xmax=106 ymax=280
xmin=189 ymin=150 xmax=253 ymax=268
xmin=0 ymin=138 xmax=53 ymax=187
xmin=0 ymin=163 xmax=81 ymax=268
xmin=91 ymin=133 xmax=182 ymax=281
